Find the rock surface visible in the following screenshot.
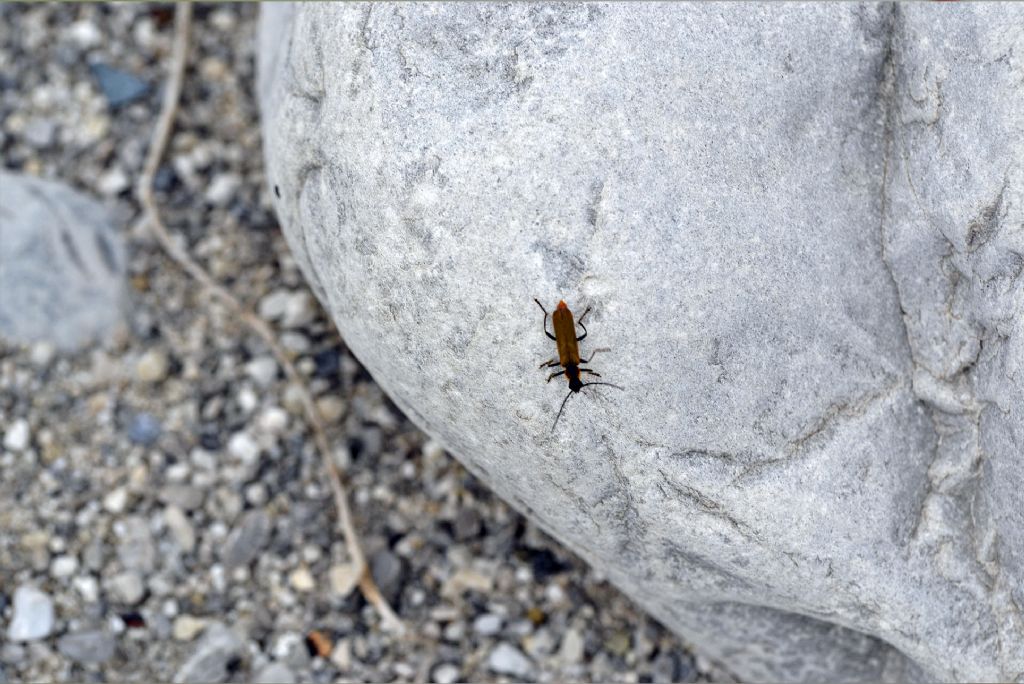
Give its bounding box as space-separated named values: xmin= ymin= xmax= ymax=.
xmin=259 ymin=4 xmax=1024 ymax=681
xmin=0 ymin=172 xmax=125 ymax=350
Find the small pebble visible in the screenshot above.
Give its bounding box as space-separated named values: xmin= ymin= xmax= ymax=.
xmin=91 ymin=63 xmax=149 ymax=107
xmin=72 ymin=575 xmax=100 ymax=603
xmin=108 ymin=570 xmax=145 ymax=605
xmin=136 ymin=348 xmax=170 ymax=382
xmin=315 ymin=396 xmax=345 ymax=423
xmin=221 ymin=509 xmax=270 ymax=569
xmin=254 ymin=662 xmax=296 ymax=684
xmin=227 ymin=431 xmax=259 ymax=464
xmin=57 ymin=630 xmax=116 ymax=664
xmin=328 ymin=562 xmax=360 ymax=598
xmin=3 ymin=419 xmax=30 ymax=452
xmin=128 ymin=412 xmax=162 ymax=446
xmin=370 ymin=550 xmax=406 ymax=604
xmin=164 ymin=505 xmax=196 ymax=553
xmin=205 ymin=173 xmax=241 ymax=206
xmin=103 ymin=487 xmax=128 ymax=514
xmin=432 ymin=663 xmax=460 ymax=684
xmin=289 ymin=566 xmax=315 ymax=592
xmin=172 ymin=622 xmax=244 ymax=683
xmin=245 ymin=357 xmax=278 ymax=387
xmin=67 ymin=20 xmax=102 ymax=48
xmin=50 ymin=554 xmax=79 ymax=579
xmin=23 ymin=118 xmax=57 ymax=148
xmin=473 ymin=613 xmax=503 ymax=636
xmin=172 ymin=615 xmax=207 ymax=642
xmin=488 ymin=642 xmax=535 ymax=679
xmin=6 ymin=585 xmax=55 ymax=642
xmin=256 ymin=406 xmax=288 ymax=435
xmin=557 ymin=628 xmax=585 ymax=665
xmin=97 ymin=166 xmax=131 ymax=196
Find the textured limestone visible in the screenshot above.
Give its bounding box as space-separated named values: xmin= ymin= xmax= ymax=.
xmin=258 ymin=4 xmax=1024 ymax=680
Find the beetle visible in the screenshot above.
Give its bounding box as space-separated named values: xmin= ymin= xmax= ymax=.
xmin=534 ymin=298 xmax=622 ymax=431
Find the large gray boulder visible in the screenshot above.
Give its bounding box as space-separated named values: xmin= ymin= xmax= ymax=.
xmin=258 ymin=4 xmax=1024 ymax=681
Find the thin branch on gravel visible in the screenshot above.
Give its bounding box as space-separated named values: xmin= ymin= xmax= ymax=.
xmin=135 ymin=2 xmax=403 ymax=634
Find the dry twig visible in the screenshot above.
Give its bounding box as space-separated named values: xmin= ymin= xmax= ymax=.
xmin=135 ymin=1 xmax=403 ymax=633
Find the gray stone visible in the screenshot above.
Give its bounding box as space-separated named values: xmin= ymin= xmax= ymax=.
xmin=90 ymin=63 xmax=149 ymax=108
xmin=0 ymin=172 xmax=125 ymax=351
xmin=57 ymin=630 xmax=117 ymax=664
xmin=172 ymin=622 xmax=245 ymax=683
xmin=472 ymin=613 xmax=503 ymax=637
xmin=487 ymin=642 xmax=535 ymax=680
xmin=221 ymin=509 xmax=271 ymax=569
xmin=108 ymin=570 xmax=145 ymax=605
xmin=116 ymin=515 xmax=156 ymax=573
xmin=127 ymin=412 xmax=162 ymax=446
xmin=259 ymin=4 xmax=1024 ymax=682
xmin=159 ymin=484 xmax=206 ymax=511
xmin=369 ymin=549 xmax=406 ymax=604
xmin=5 ymin=585 xmax=54 ymax=642
xmin=23 ymin=118 xmax=56 ymax=148
xmin=253 ymin=662 xmax=296 ymax=684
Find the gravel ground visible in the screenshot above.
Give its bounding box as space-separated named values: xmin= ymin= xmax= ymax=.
xmin=0 ymin=5 xmax=728 ymax=683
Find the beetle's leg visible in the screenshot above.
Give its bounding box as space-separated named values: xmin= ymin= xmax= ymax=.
xmin=575 ymin=306 xmax=591 ymax=341
xmin=538 ymin=358 xmax=560 ymax=369
xmin=546 ymin=370 xmax=566 ymax=383
xmin=534 ymin=298 xmax=557 ymax=341
xmin=580 ymin=347 xmax=608 ymax=364
xmin=580 ymin=368 xmax=602 ymax=377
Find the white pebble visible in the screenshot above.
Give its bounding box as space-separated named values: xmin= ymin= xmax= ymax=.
xmin=328 ymin=563 xmax=360 ymax=598
xmin=432 ymin=663 xmax=460 ymax=684
xmin=258 ymin=289 xmax=291 ymax=320
xmin=50 ymin=554 xmax=79 ymax=579
xmin=72 ymin=575 xmax=100 ymax=603
xmin=102 ymin=487 xmax=128 ymax=514
xmin=227 ymin=432 xmax=260 ymax=464
xmin=488 ymin=642 xmax=535 ymax=679
xmin=97 ymin=167 xmax=130 ymax=196
xmin=256 ymin=406 xmax=289 ymax=435
xmin=245 ymin=357 xmax=279 ymax=387
xmin=289 ymin=566 xmax=315 ymax=592
xmin=3 ymin=419 xmax=30 ymax=452
xmin=473 ymin=613 xmax=503 ymax=636
xmin=205 ymin=173 xmax=241 ymax=205
xmin=67 ymin=20 xmax=102 ymax=48
xmin=136 ymin=348 xmax=170 ymax=383
xmin=172 ymin=615 xmax=207 ymax=642
xmin=6 ymin=586 xmax=55 ymax=641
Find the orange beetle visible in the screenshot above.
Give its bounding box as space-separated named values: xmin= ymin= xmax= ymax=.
xmin=534 ymin=298 xmax=622 ymax=431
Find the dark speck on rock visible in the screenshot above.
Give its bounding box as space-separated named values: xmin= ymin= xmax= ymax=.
xmin=90 ymin=63 xmax=150 ymax=107
xmin=127 ymin=412 xmax=161 ymax=446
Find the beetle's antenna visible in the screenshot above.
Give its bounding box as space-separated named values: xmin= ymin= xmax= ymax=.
xmin=551 ymin=389 xmax=575 ymax=432
xmin=551 ymin=383 xmax=624 ymax=432
xmin=581 ymin=382 xmax=625 ymax=391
